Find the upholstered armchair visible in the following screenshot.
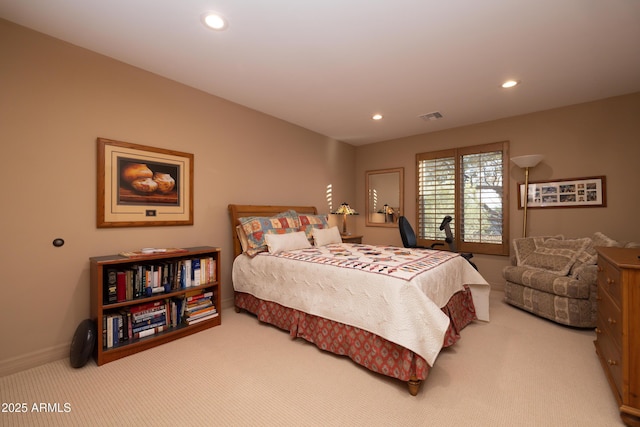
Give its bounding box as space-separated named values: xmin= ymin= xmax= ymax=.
xmin=502 ymin=232 xmax=630 ymax=328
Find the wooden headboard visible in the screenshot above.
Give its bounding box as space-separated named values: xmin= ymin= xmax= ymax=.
xmin=228 ymin=204 xmax=318 ymax=258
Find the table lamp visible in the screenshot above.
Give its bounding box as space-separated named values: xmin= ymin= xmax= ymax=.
xmin=332 ymin=202 xmax=358 ymax=235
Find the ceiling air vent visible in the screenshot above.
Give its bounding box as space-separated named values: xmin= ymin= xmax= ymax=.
xmin=419 ymin=111 xmax=443 ymax=121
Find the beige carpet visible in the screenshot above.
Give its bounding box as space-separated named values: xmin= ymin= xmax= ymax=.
xmin=0 ymin=291 xmax=624 ymax=426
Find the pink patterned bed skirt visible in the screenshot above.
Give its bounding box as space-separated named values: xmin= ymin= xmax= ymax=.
xmin=234 ymin=285 xmax=476 ymax=383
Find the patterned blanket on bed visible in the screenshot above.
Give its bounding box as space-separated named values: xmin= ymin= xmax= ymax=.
xmin=233 ymin=243 xmax=489 ymax=365
xmin=271 ymin=244 xmax=459 ymax=281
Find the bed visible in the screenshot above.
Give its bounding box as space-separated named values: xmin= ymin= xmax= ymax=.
xmin=228 ymin=204 xmax=490 ymax=395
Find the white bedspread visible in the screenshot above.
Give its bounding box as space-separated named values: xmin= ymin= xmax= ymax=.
xmin=232 ymin=244 xmax=489 ymax=366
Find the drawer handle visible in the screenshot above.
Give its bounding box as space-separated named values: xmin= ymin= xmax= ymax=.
xmin=606 ymin=278 xmax=615 ymax=285
xmin=607 ymin=359 xmax=618 ymax=366
xmin=595 ymin=328 xmax=602 ymax=334
xmin=607 ymin=317 xmax=617 ymax=325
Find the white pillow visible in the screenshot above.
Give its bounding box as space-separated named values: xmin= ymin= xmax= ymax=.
xmin=264 ymin=231 xmax=311 ymax=253
xmin=312 ymin=226 xmax=343 ymax=246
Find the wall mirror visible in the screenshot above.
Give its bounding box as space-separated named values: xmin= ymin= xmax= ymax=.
xmin=365 ymin=167 xmax=404 ymax=227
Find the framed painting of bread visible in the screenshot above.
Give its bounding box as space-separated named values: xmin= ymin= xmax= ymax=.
xmin=97 ymin=137 xmax=193 ymax=227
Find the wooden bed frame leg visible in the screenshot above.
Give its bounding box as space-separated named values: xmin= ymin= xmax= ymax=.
xmin=234 ymin=306 xmax=241 ymax=313
xmin=407 ymin=376 xmax=422 ymax=396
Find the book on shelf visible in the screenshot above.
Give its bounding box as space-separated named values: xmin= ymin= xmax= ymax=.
xmin=185 ymin=290 xmax=213 ymax=301
xmin=185 ymin=300 xmax=213 ymax=313
xmin=132 ymin=317 xmax=166 ymax=333
xmin=208 ymin=256 xmax=217 ymax=282
xmin=195 ymin=257 xmax=217 ymax=285
xmin=186 ymin=304 xmax=216 ymax=317
xmin=186 ymin=312 xmax=219 ymax=325
xmin=118 ymin=310 xmax=131 ymax=342
xmin=182 ymin=289 xmax=217 ymax=325
xmin=104 ymin=315 xmax=111 ymax=348
xmin=132 ymin=310 xmax=167 ymax=325
xmin=183 ymin=259 xmax=192 ymax=288
xmin=116 ymin=271 xmax=127 ymax=302
xmin=105 ymin=314 xmax=122 ymax=348
xmin=132 ymin=307 xmax=166 ymax=323
xmin=105 ymin=316 xmax=112 ymax=348
xmin=125 ymin=269 xmax=133 ymax=301
xmin=103 ymin=254 xmax=217 ymax=304
xmin=192 ymin=259 xmax=201 ymax=287
xmin=129 ymin=300 xmax=163 ymax=314
xmin=104 ymin=269 xmax=118 ymax=304
xmin=134 ymin=325 xmax=165 ymax=339
xmin=186 ymin=308 xmax=217 ymax=322
xmin=186 ymin=291 xmax=213 ymax=304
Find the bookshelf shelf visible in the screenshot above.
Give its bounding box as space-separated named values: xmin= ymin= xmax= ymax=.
xmin=90 ymin=246 xmax=221 ymax=365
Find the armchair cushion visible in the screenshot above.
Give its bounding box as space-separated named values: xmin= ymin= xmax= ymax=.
xmin=503 ymin=265 xmax=592 ymax=299
xmin=519 ymin=237 xmax=591 ymax=276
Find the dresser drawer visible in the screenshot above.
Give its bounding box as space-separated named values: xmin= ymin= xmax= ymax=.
xmin=598 ymin=259 xmax=622 ymax=307
xmin=596 ymin=289 xmax=622 ymax=348
xmin=595 ymin=328 xmax=623 ymax=397
xmin=596 ymin=247 xmax=640 ymax=425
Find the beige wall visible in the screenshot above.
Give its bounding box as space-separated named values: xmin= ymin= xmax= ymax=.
xmin=354 ymin=92 xmax=640 ymax=289
xmin=0 ymin=20 xmax=355 ymax=374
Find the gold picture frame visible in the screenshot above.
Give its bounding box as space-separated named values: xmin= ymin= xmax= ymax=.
xmin=518 ymin=175 xmax=606 ymax=209
xmin=97 ymin=137 xmax=194 ymax=227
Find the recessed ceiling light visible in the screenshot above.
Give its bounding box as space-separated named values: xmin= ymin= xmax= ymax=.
xmin=501 ymin=80 xmax=520 ymax=88
xmin=202 ymin=12 xmax=228 ymax=31
xmin=372 ymin=114 xmax=383 ymax=121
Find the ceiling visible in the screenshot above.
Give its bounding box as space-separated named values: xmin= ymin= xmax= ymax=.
xmin=1 ymin=1 xmax=639 ymax=146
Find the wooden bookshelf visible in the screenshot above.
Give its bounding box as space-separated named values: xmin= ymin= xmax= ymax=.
xmin=90 ymin=246 xmax=221 ymax=365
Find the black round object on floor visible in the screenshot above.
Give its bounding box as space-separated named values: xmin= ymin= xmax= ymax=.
xmin=69 ymin=319 xmax=96 ymax=368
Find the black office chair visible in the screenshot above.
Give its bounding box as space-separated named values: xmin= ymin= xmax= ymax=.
xmin=398 ymin=216 xmax=478 ymax=270
xmin=398 ymin=216 xmax=444 ymax=250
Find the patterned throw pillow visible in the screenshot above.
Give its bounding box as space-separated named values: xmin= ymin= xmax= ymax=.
xmin=572 ymin=232 xmax=619 ymax=267
xmin=512 ymin=235 xmax=564 ymax=266
xmin=521 ymin=237 xmax=591 ymax=276
xmin=591 ymin=231 xmax=619 ymax=248
xmin=297 ymin=213 xmax=329 ymax=242
xmin=569 ymin=232 xmax=620 ymax=278
xmin=238 ymin=210 xmax=300 ymax=256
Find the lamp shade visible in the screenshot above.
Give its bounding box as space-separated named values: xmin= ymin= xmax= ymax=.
xmin=332 ymin=203 xmax=358 ymax=215
xmin=511 ymin=154 xmax=544 ymax=168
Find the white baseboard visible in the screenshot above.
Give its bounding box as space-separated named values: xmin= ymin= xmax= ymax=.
xmin=0 ymin=343 xmax=69 ymax=377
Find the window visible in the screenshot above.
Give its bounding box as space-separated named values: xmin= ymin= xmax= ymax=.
xmin=416 ymin=141 xmax=509 ymax=256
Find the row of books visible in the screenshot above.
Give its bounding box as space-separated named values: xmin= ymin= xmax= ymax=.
xmin=104 ymin=257 xmax=217 ymax=304
xmin=183 ymin=291 xmax=219 ymax=325
xmin=102 ymin=291 xmax=218 ymax=349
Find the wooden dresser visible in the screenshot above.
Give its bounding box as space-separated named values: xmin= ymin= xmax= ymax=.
xmin=595 ymin=247 xmax=640 ymax=426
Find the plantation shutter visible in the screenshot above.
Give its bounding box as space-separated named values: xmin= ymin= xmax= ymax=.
xmin=416 ymin=142 xmax=509 ymax=256
xmin=459 ymin=147 xmax=504 ymax=245
xmin=417 ymin=149 xmax=456 ymax=240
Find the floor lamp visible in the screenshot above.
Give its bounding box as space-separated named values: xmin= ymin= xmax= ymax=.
xmin=511 ymin=154 xmax=544 ymax=237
